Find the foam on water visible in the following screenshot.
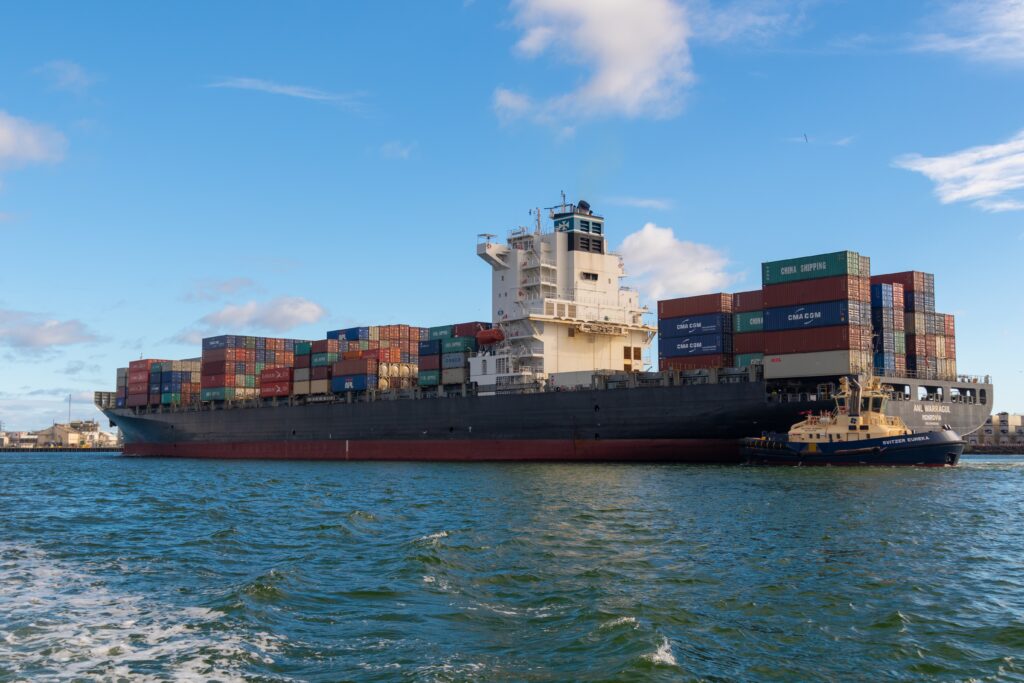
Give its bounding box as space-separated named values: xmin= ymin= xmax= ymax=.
xmin=0 ymin=544 xmax=285 ymax=682
xmin=643 ymin=637 xmax=678 ymax=667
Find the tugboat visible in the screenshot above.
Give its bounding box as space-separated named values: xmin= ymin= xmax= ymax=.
xmin=742 ymin=376 xmax=964 ymax=466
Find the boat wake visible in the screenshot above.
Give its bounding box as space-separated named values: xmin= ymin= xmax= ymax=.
xmin=0 ymin=544 xmax=286 ymax=682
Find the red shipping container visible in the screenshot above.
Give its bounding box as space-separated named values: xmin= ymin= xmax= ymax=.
xmin=946 ymin=337 xmax=956 ymax=358
xmin=871 ymin=271 xmax=930 ymax=292
xmin=733 ymin=332 xmax=765 ymax=354
xmin=891 ymin=283 xmax=905 ymax=310
xmin=454 ymin=321 xmax=491 ymax=337
xmin=943 ymin=314 xmax=955 ymax=337
xmin=260 ymin=380 xmax=291 ymax=398
xmin=763 ymin=325 xmax=871 ymax=355
xmin=762 ymin=275 xmax=869 ymax=308
xmin=128 ymin=370 xmax=149 ymax=384
xmin=126 ymin=394 xmax=149 ymax=407
xmin=362 ymin=349 xmax=381 ymax=360
xmin=202 ymin=361 xmax=227 ymax=375
xmin=260 ymin=367 xmax=293 ymax=382
xmin=418 ymin=354 xmax=440 ymax=371
xmin=127 ymin=382 xmax=148 ymax=395
xmin=925 ymin=335 xmax=937 ymax=356
xmin=732 ymin=290 xmax=763 ymax=313
xmin=294 ymin=354 xmax=311 ymax=369
xmin=311 ymin=339 xmax=340 ymax=354
xmin=202 ymin=348 xmax=229 ymax=362
xmin=311 ymin=366 xmax=330 ymax=380
xmin=906 ymin=335 xmax=926 ymax=355
xmin=334 ymin=358 xmax=379 ymax=375
xmin=201 ymin=373 xmax=228 ymax=387
xmin=658 ymin=293 xmax=733 ymax=319
xmin=661 ymin=354 xmax=732 ymax=371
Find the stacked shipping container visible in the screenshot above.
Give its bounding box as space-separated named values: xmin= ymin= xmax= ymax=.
xmin=870 ymin=282 xmax=907 ymax=376
xmin=418 ymin=322 xmax=488 ymax=386
xmin=871 ymin=272 xmax=956 ymax=380
xmin=200 ymin=335 xmax=301 ymax=401
xmin=656 ymin=294 xmax=734 ymax=371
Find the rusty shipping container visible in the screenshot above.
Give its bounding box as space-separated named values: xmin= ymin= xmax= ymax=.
xmin=762 ymin=275 xmax=870 ymax=308
xmin=731 ymin=289 xmax=763 ymax=313
xmin=657 ymin=293 xmax=733 ymax=319
xmin=660 ymin=355 xmax=733 ymax=372
xmin=763 ymin=325 xmax=872 ymax=355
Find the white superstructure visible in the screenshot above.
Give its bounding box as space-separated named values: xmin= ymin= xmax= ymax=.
xmin=469 ymin=199 xmax=655 ymax=393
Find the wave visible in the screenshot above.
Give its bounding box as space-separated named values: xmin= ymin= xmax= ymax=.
xmin=0 ymin=544 xmax=287 ymax=681
xmin=642 ymin=636 xmax=678 ymax=667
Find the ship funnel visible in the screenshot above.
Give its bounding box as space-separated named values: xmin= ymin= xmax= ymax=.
xmin=577 ymin=199 xmax=591 ymax=214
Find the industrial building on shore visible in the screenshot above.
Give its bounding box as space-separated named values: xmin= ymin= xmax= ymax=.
xmin=0 ymin=420 xmax=120 ymax=449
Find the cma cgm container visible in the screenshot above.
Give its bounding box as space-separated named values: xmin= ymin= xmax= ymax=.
xmin=657 ymin=293 xmax=733 ymax=319
xmin=658 ymin=313 xmax=731 ymax=338
xmin=763 ymin=301 xmax=867 ymax=331
xmin=660 ymin=334 xmax=732 ymax=357
xmin=762 ymin=275 xmax=870 ymax=308
xmin=763 ymin=350 xmax=872 ymax=379
xmin=762 ymin=251 xmax=868 ymax=285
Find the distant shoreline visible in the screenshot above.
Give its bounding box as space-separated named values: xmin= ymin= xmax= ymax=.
xmin=0 ymin=447 xmax=122 ymax=453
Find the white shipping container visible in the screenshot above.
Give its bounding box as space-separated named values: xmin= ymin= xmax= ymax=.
xmin=293 ymin=368 xmax=311 ymax=382
xmin=763 ymin=350 xmax=871 ymax=379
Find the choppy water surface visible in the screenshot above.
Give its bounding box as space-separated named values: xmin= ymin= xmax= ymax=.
xmin=1 ymin=453 xmax=1023 ymax=681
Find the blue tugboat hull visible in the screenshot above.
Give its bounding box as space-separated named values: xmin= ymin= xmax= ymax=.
xmin=742 ymin=429 xmax=964 ymax=466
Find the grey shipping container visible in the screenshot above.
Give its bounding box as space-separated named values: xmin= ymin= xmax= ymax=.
xmin=763 ymin=350 xmax=872 ymax=379
xmin=442 ymin=368 xmax=469 ymax=385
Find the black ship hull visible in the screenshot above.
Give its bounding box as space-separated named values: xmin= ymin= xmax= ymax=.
xmin=104 ymin=377 xmax=992 ymax=462
xmin=742 ymin=429 xmax=965 ymax=467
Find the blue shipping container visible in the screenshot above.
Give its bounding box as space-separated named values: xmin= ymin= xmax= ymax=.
xmin=331 ymin=375 xmax=377 ymax=392
xmin=659 ymin=333 xmax=731 ymax=357
xmin=870 ymin=283 xmax=893 ymax=309
xmin=419 ymin=339 xmax=441 ymax=355
xmin=874 ymin=352 xmax=896 ymax=370
xmin=442 ymin=352 xmax=469 ymax=369
xmin=763 ymin=301 xmax=852 ymax=331
xmin=657 ymin=313 xmax=731 ymax=339
xmin=203 ymin=335 xmax=234 ymax=350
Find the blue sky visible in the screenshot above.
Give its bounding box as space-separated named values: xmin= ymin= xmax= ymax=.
xmin=1 ymin=0 xmax=1022 ymax=429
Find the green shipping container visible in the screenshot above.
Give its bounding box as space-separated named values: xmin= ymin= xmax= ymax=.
xmin=201 ymin=387 xmax=235 ymax=401
xmin=894 ymin=331 xmax=906 ymax=355
xmin=311 ymin=352 xmax=338 ymax=367
xmin=735 ymin=353 xmax=764 ymax=368
xmin=761 ymin=250 xmax=862 ymax=285
xmin=733 ymin=311 xmax=764 ymax=333
xmin=295 ymin=342 xmax=312 ymax=355
xmin=442 ymin=336 xmax=477 ymax=353
xmin=429 ymin=325 xmax=454 ymax=341
xmin=418 ymin=369 xmax=440 ymax=386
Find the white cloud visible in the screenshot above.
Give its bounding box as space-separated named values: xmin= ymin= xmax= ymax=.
xmin=893 ymin=129 xmax=1024 ymax=212
xmin=618 ymin=223 xmax=735 ymax=301
xmin=606 ymin=196 xmax=673 ymax=210
xmin=208 ymin=77 xmax=363 ymax=109
xmin=380 ymin=140 xmax=415 ymax=160
xmin=35 ymin=60 xmax=97 ymax=93
xmin=0 ymin=309 xmax=98 ymax=349
xmin=499 ymin=0 xmax=695 ymax=123
xmin=183 ymin=277 xmax=257 ymax=302
xmin=497 ymin=0 xmax=809 ymax=127
xmin=199 ymin=297 xmax=326 ymax=332
xmin=914 ymin=0 xmax=1024 ymax=63
xmin=0 ymin=111 xmax=67 ymax=170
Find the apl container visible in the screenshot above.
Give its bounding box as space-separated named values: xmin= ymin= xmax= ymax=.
xmin=330 ymin=375 xmax=377 ymax=392
xmin=761 ymin=251 xmax=863 ymax=286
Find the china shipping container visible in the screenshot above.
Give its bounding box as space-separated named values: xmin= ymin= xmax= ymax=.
xmin=418 ymin=369 xmax=440 ymax=386
xmin=657 ymin=293 xmax=733 ymax=319
xmin=733 ymin=311 xmax=763 ymax=333
xmin=761 ymin=250 xmax=866 ymax=286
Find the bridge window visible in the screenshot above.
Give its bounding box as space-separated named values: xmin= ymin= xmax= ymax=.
xmin=980 ymin=389 xmax=987 ymax=405
xmin=917 ymin=385 xmax=944 ymax=402
xmin=580 ymin=272 xmax=599 ymax=282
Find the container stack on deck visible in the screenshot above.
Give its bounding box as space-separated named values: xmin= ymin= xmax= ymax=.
xmin=421 ymin=322 xmax=489 ymax=387
xmin=870 ymin=282 xmax=906 ymax=376
xmin=200 ymin=335 xmax=301 ymax=402
xmin=731 ymin=290 xmax=764 ymax=369
xmin=760 ymin=251 xmax=872 ymax=378
xmin=871 ymin=272 xmax=956 ymax=380
xmin=125 ymin=359 xmax=168 ymax=407
xmin=656 ymin=294 xmax=734 ymax=371
xmin=115 ymin=367 xmax=128 ymax=408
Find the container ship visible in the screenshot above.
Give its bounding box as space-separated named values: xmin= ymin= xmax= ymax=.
xmin=96 ymin=198 xmax=993 ymax=462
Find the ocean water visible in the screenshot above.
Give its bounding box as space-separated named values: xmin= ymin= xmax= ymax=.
xmin=1 ymin=453 xmax=1023 ymax=682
